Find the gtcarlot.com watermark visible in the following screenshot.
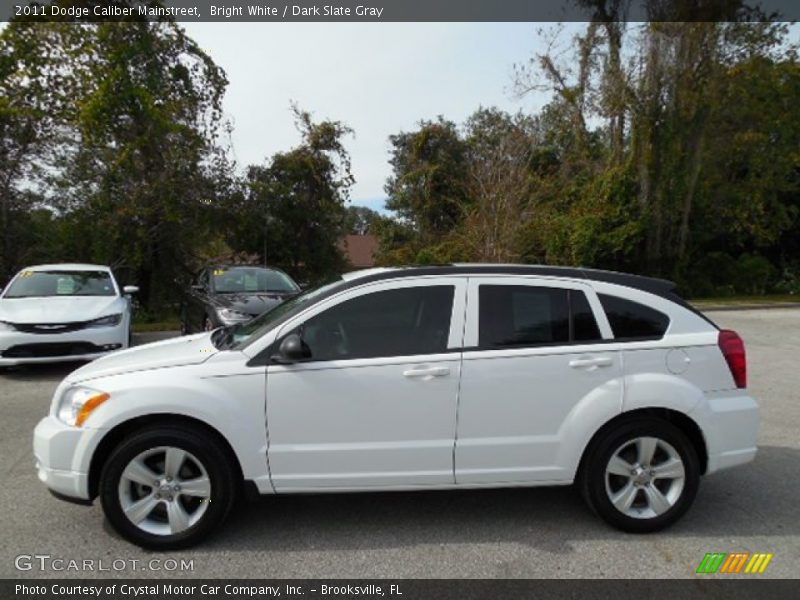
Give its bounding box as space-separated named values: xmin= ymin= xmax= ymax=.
xmin=14 ymin=553 xmax=194 ymax=572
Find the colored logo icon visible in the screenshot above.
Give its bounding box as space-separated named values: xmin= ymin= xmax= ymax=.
xmin=696 ymin=552 xmax=773 ymax=574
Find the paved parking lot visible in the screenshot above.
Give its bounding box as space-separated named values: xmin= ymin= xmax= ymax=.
xmin=1 ymin=310 xmax=798 ymax=579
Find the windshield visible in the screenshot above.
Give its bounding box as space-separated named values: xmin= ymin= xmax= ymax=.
xmin=223 ymin=279 xmax=346 ymax=350
xmin=3 ymin=270 xmax=116 ymax=298
xmin=212 ymin=266 xmax=298 ymax=294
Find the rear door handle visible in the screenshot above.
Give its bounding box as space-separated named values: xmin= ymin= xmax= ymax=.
xmin=569 ymin=357 xmax=613 ymax=369
xmin=403 ymin=366 xmax=450 ymax=379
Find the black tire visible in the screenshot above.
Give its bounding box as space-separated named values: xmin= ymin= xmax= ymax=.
xmin=99 ymin=426 xmax=238 ymax=549
xmin=579 ymin=417 xmax=700 ymax=533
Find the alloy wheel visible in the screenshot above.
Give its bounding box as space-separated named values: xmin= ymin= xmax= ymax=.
xmin=604 ymin=436 xmax=686 ymax=519
xmin=118 ymin=446 xmax=211 ymax=535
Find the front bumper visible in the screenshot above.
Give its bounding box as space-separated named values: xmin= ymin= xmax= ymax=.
xmin=690 ymin=390 xmax=759 ymax=474
xmin=0 ymin=323 xmax=127 ymax=366
xmin=33 ymin=415 xmax=107 ymax=501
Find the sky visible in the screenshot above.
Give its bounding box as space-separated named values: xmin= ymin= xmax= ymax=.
xmin=182 ymin=23 xmax=574 ymax=212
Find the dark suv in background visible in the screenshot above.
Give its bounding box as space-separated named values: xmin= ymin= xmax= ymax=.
xmin=181 ymin=265 xmax=299 ymax=333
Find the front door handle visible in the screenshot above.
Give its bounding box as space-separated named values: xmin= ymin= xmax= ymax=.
xmin=403 ymin=366 xmax=450 ymax=379
xmin=569 ymin=356 xmax=613 ymax=370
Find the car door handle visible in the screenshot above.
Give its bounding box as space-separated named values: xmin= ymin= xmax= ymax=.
xmin=403 ymin=366 xmax=450 ymax=379
xmin=569 ymin=357 xmax=613 ymax=369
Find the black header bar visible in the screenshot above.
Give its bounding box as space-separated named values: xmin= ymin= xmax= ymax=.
xmin=4 ymin=579 xmax=800 ymax=600
xmin=4 ymin=0 xmax=799 ymax=23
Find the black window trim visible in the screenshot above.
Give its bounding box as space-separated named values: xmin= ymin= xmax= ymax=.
xmin=597 ymin=292 xmax=671 ymax=343
xmin=251 ymin=281 xmax=462 ymax=367
xmin=473 ymin=285 xmax=605 ymax=352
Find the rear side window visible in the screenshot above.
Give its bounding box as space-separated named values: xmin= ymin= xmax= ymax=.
xmin=479 ymin=286 xmax=569 ymax=348
xmin=598 ymin=293 xmax=669 ymax=340
xmin=478 ymin=286 xmax=603 ymax=348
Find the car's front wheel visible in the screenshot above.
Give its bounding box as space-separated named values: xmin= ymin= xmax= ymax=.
xmin=580 ymin=417 xmax=700 ymax=533
xmin=99 ymin=426 xmax=237 ymax=549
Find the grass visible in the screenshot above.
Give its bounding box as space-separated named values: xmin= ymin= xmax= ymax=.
xmin=690 ymin=294 xmax=799 ymax=306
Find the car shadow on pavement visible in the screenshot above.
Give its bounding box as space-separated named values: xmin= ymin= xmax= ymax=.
xmin=191 ymin=444 xmax=798 ymax=554
xmin=0 ymin=362 xmax=85 ymax=382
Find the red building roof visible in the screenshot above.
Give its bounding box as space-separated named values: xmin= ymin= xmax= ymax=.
xmin=340 ymin=234 xmax=379 ymax=268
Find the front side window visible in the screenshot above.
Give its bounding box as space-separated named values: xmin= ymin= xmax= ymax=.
xmin=478 ymin=286 xmax=603 ymax=349
xmin=230 ymin=279 xmax=345 ymax=349
xmin=295 ymin=285 xmax=455 ymax=361
xmin=598 ymin=293 xmax=669 ymax=340
xmin=3 ymin=270 xmax=115 ymax=298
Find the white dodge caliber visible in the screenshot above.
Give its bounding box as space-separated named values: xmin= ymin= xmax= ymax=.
xmin=33 ymin=265 xmax=759 ymax=549
xmin=1 ymin=264 xmax=138 ymax=367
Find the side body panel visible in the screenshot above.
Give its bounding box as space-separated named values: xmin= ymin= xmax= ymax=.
xmin=455 ymin=276 xmax=624 ymax=484
xmin=265 ymin=277 xmax=468 ymax=490
xmin=61 ymin=352 xmax=273 ymax=494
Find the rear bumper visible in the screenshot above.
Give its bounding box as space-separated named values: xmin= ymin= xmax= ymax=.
xmin=690 ymin=390 xmax=759 ymax=474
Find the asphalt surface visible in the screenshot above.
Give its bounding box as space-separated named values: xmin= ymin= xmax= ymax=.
xmin=1 ymin=310 xmax=798 ymax=579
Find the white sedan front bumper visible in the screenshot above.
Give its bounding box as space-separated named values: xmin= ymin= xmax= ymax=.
xmin=0 ymin=321 xmax=128 ymax=366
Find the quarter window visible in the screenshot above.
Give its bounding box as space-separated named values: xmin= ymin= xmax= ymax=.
xmin=297 ymin=285 xmax=455 ymax=361
xmin=598 ymin=293 xmax=669 ymax=340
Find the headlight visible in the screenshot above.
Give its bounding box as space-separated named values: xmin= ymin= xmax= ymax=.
xmin=86 ymin=313 xmax=122 ymax=328
xmin=216 ymin=307 xmax=251 ymax=324
xmin=57 ymin=387 xmax=110 ymax=427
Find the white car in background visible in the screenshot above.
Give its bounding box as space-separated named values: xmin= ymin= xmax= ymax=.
xmin=0 ymin=264 xmax=138 ymax=367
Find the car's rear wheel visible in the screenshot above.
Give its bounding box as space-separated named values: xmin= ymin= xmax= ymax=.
xmin=99 ymin=426 xmax=237 ymax=549
xmin=580 ymin=417 xmax=699 ymax=533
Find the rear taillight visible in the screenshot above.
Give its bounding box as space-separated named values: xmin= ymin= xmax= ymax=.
xmin=718 ymin=329 xmax=746 ymax=389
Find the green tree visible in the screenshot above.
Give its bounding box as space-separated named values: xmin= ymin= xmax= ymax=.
xmin=344 ymin=205 xmax=381 ymax=235
xmin=0 ymin=23 xmax=80 ymax=282
xmin=237 ymin=108 xmax=353 ymax=283
xmin=57 ymin=21 xmax=230 ymax=309
xmin=0 ymin=18 xmax=230 ymax=311
xmin=385 ymin=118 xmax=470 ymax=240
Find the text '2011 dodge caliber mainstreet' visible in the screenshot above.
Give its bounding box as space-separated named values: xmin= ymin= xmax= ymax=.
xmin=33 ymin=265 xmax=758 ymax=548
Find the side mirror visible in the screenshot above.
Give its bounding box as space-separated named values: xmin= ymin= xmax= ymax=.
xmin=271 ymin=333 xmax=310 ymax=364
xmin=123 ymin=285 xmax=139 ymax=295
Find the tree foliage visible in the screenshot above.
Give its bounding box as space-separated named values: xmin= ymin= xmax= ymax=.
xmin=378 ymin=18 xmax=800 ymax=296
xmin=0 ymin=18 xmax=231 ymax=310
xmin=2 ymin=13 xmax=799 ymax=314
xmin=232 ymin=107 xmax=354 ymax=283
